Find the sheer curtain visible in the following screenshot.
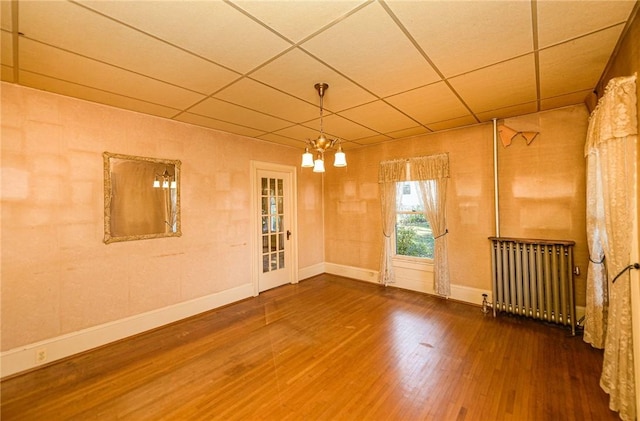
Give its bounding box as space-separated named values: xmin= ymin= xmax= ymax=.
xmin=411 ymin=155 xmax=450 ymax=296
xmin=378 ymin=154 xmax=450 ymax=295
xmin=584 ymin=74 xmax=637 ymax=421
xmin=583 ymin=149 xmax=608 ymax=348
xmin=378 ymin=160 xmax=406 ymax=286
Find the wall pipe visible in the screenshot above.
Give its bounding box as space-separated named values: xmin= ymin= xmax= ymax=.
xmin=493 ymin=118 xmax=500 ymax=237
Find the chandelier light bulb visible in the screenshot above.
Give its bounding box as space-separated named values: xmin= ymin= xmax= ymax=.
xmin=334 ymin=145 xmax=347 ymax=167
xmin=313 ymin=156 xmax=325 ymax=173
xmin=301 ymin=148 xmax=314 ymax=167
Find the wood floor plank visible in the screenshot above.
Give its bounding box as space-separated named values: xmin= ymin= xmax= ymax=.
xmin=1 ymin=275 xmax=620 ymax=420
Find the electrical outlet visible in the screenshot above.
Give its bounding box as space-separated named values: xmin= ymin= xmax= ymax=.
xmin=35 ymin=348 xmax=47 ymax=364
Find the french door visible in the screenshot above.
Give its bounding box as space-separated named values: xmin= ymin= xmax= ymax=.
xmin=251 ymin=162 xmax=297 ymax=294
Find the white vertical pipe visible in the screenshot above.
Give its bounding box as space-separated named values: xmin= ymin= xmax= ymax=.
xmin=493 ymin=118 xmax=500 ymax=237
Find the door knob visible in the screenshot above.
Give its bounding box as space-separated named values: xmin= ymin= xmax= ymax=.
xmin=286 ymin=230 xmax=292 ymax=240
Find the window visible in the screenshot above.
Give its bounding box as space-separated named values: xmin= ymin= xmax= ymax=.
xmin=395 ymin=181 xmax=434 ymax=260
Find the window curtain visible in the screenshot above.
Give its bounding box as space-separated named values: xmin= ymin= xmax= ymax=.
xmin=584 ymin=74 xmax=637 ymax=421
xmin=583 ymin=149 xmax=608 ymax=348
xmin=411 ymin=155 xmax=451 ymax=296
xmin=377 ymin=153 xmax=450 ymax=294
xmin=378 ymin=159 xmax=406 ymax=285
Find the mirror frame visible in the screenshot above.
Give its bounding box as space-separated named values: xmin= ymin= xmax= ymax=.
xmin=103 ymin=151 xmax=182 ymax=244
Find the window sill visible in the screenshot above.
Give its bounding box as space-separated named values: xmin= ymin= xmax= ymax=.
xmin=392 ymin=256 xmax=434 ymax=272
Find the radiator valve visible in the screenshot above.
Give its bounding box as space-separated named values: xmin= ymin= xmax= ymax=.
xmin=481 ymin=293 xmax=490 ymax=314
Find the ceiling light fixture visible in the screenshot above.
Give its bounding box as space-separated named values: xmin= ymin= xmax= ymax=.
xmin=301 ymin=83 xmax=346 ymax=173
xmin=153 ymin=168 xmax=176 ymax=189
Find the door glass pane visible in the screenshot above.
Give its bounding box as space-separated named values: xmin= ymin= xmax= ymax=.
xmin=259 ymin=174 xmax=287 ymax=274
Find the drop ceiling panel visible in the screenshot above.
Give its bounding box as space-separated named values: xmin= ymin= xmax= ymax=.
xmin=188 ymin=97 xmax=293 ymax=133
xmin=539 ymin=25 xmax=624 ymax=98
xmin=78 ymin=0 xmax=291 ymax=73
xmin=339 ymin=100 xmax=420 ymax=134
xmin=256 ymin=133 xmax=306 ymax=148
xmin=301 ymin=2 xmax=440 ymax=98
xmin=19 ymin=39 xmax=205 ymax=110
xmin=19 ymin=71 xmax=180 ymax=119
xmin=476 ymin=102 xmax=538 ymax=123
xmin=388 ymin=1 xmax=533 ymax=77
xmin=19 ymin=0 xmax=240 ymax=95
xmin=306 ymin=114 xmax=379 ymax=141
xmin=449 ymin=54 xmax=537 ymax=114
xmin=352 ymin=134 xmax=393 ymax=146
xmin=175 ymin=113 xmax=267 ymax=138
xmin=537 ymin=1 xmax=636 ymax=48
xmin=1 ymin=1 xmax=12 ymax=30
xmin=229 ymin=0 xmax=367 ymax=43
xmin=1 ymin=30 xmax=13 ymax=67
xmin=385 ymin=82 xmax=471 ymax=125
xmin=540 ymin=90 xmax=592 ymax=111
xmin=1 ymin=65 xmax=14 ymax=82
xmin=248 ymin=48 xmax=377 ymax=111
xmin=428 ymin=115 xmax=479 ymax=132
xmin=213 ymin=78 xmax=320 ymax=123
xmin=385 ymin=126 xmax=431 ymax=140
xmin=19 ymin=38 xmax=205 ymax=110
xmin=271 ymin=124 xmax=321 ymax=143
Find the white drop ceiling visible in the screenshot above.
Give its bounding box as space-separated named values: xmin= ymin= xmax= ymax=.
xmin=1 ymin=0 xmax=638 ymax=150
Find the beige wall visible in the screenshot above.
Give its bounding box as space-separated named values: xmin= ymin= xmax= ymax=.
xmin=324 ymin=105 xmax=590 ymax=305
xmin=0 ymin=83 xmax=324 ymax=352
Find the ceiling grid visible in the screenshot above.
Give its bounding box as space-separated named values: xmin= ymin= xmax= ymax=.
xmin=1 ymin=0 xmax=636 ymax=149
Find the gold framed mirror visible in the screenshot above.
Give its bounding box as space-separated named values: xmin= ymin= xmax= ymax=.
xmin=103 ymin=152 xmax=181 ymax=244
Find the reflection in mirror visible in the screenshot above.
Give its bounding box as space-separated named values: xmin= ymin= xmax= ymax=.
xmin=104 ymin=152 xmax=181 ymax=244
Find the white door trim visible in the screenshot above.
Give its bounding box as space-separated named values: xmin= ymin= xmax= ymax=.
xmin=250 ymin=161 xmax=299 ymax=296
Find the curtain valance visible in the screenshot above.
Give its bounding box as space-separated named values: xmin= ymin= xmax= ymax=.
xmin=585 ymin=74 xmax=637 ymax=156
xmin=378 ymin=153 xmax=449 ymax=183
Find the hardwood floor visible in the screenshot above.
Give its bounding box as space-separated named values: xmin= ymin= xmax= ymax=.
xmin=1 ymin=274 xmax=618 ymax=420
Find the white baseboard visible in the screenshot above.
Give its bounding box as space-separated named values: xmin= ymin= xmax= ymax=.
xmin=298 ymin=262 xmax=325 ymax=280
xmin=325 ymin=262 xmax=380 ymax=283
xmin=1 ymin=283 xmax=254 ymax=379
xmin=325 ymin=262 xmax=491 ymax=306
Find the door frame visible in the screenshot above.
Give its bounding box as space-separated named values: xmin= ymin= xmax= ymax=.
xmin=250 ymin=161 xmax=299 ymax=296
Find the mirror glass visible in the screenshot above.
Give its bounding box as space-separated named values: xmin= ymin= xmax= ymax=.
xmin=104 ymin=152 xmax=181 ymax=244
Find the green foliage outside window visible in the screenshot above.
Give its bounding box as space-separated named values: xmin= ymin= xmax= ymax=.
xmin=396 ymin=213 xmax=434 ymax=259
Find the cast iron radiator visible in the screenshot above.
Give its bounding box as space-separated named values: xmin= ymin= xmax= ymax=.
xmin=489 ymin=237 xmax=576 ymax=335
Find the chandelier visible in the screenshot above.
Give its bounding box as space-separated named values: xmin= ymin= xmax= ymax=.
xmin=153 ymin=168 xmax=176 ymax=189
xmin=301 ymin=83 xmax=346 ymax=173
